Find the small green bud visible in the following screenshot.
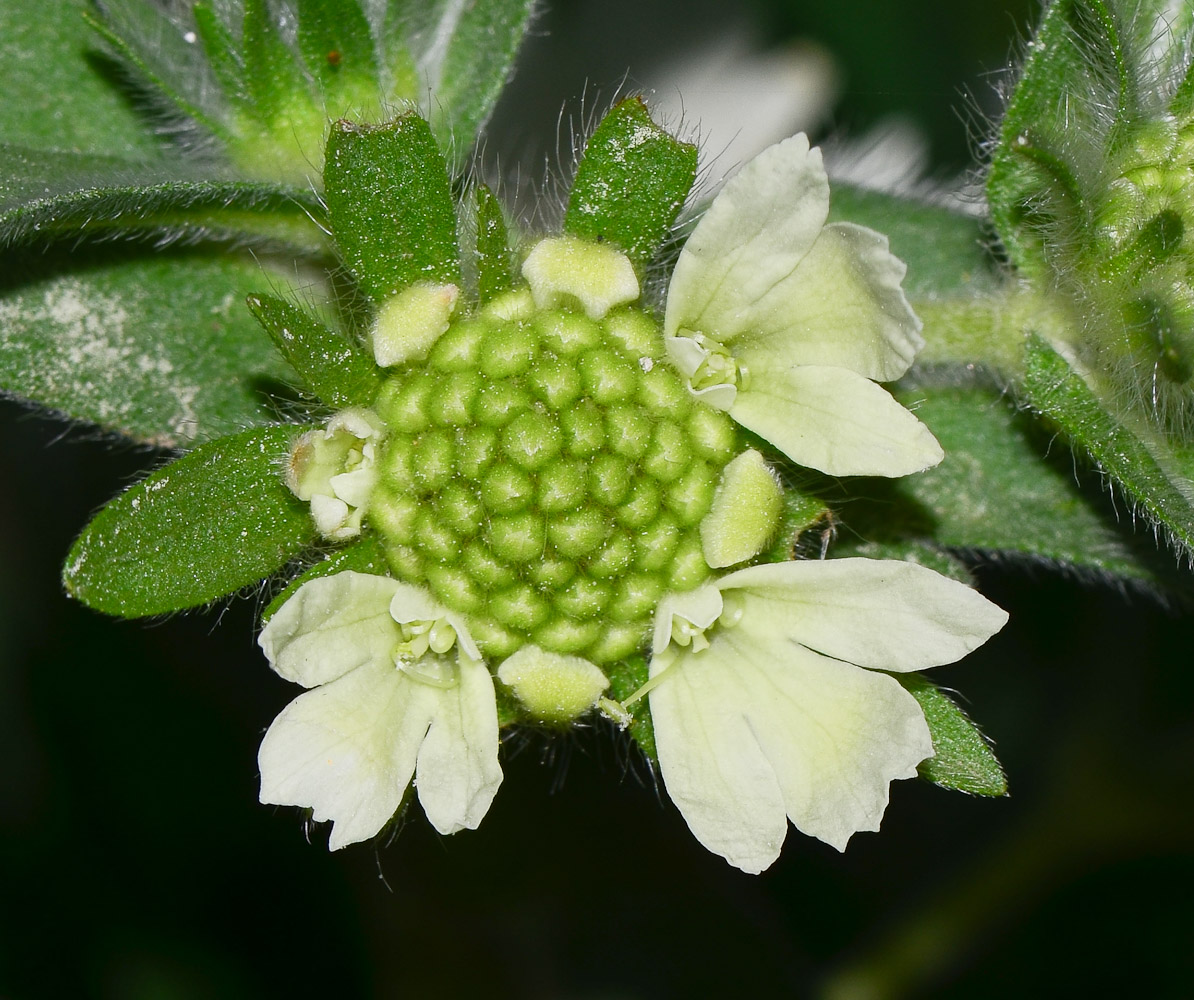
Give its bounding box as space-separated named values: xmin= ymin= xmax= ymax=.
xmin=497 ymin=646 xmax=610 ymax=725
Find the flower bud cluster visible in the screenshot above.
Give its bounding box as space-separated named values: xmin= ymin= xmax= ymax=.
xmin=367 ymin=296 xmax=740 ymax=665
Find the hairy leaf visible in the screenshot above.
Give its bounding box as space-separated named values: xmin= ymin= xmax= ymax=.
xmin=0 ymin=247 xmax=295 ymax=446
xmin=64 ymin=426 xmax=316 ymax=617
xmin=0 ymin=145 xmax=324 ymax=249
xmin=899 ymin=674 xmax=1007 ymax=796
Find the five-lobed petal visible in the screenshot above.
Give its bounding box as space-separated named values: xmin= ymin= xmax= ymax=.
xmin=648 ymin=559 xmax=1008 ymax=872
xmin=663 ymin=133 xmax=942 ymax=477
xmin=258 ymin=571 xmax=502 ymax=848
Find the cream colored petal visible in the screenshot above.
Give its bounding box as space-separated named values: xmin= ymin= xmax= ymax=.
xmin=388 ymin=584 xmax=482 ymax=662
xmin=650 ymin=626 xmax=932 ymax=868
xmin=648 ymin=646 xmax=787 ymax=874
xmin=415 ymin=657 xmax=503 ymax=834
xmin=717 ymin=558 xmax=1009 ymax=671
xmin=258 ymin=658 xmax=439 ymax=850
xmin=259 ymin=572 xmax=400 ymax=688
xmin=729 ymin=365 xmax=943 ymax=476
xmin=664 ymin=134 xmax=829 ymax=340
xmin=728 ymin=222 xmax=923 ymax=382
xmin=652 ymin=583 xmax=724 ymax=654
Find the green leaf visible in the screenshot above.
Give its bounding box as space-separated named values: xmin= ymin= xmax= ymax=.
xmin=606 ymin=654 xmax=656 ymax=760
xmin=85 ymin=1 xmax=230 ymax=139
xmin=242 ymin=0 xmax=314 ymax=121
xmin=1021 ymin=334 xmax=1194 ymax=556
xmin=246 ymin=293 xmax=382 ymax=407
xmin=64 ymin=426 xmax=317 ymax=617
xmin=406 ymin=0 xmax=537 ymax=161
xmin=261 ymin=533 xmax=388 ymax=623
xmin=0 ymin=0 xmax=161 ymax=155
xmin=473 ymin=184 xmax=513 ymax=302
xmin=565 ymin=98 xmax=698 ymax=272
xmin=295 ymin=0 xmax=378 ymax=103
xmin=889 ymin=379 xmax=1168 ymax=584
xmin=0 ymin=247 xmax=295 ymax=446
xmin=0 ymin=145 xmax=325 ymax=249
xmin=898 ymin=674 xmax=1006 ymax=797
xmin=324 ymin=115 xmax=460 ymax=302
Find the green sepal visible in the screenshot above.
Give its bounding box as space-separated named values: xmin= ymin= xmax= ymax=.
xmin=261 ymin=533 xmax=388 ymax=623
xmin=1022 ymin=334 xmax=1194 ymax=556
xmin=242 ymin=0 xmax=314 ymax=122
xmin=986 ymin=0 xmax=1152 ymax=277
xmin=606 ymin=655 xmax=656 ymax=760
xmin=324 ymin=115 xmax=461 ymax=302
xmin=246 ymin=293 xmax=382 ymax=408
xmin=897 ymin=674 xmax=1007 ymax=797
xmin=473 ymin=184 xmax=514 ymax=302
xmin=64 ymin=426 xmax=318 ymax=618
xmin=565 ymin=98 xmax=698 ymax=273
xmin=296 ymin=0 xmax=379 ymax=102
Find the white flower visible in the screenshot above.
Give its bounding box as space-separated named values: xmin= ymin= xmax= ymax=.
xmin=646 ymin=559 xmax=1008 ymax=873
xmin=664 ymin=133 xmax=943 ymax=477
xmin=257 ymin=571 xmax=502 ymax=849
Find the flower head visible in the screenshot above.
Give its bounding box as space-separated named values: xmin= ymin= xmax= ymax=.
xmin=248 ymin=106 xmax=1005 ymax=862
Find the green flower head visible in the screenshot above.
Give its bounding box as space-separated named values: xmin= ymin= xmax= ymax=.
xmin=247 ymin=103 xmax=1005 ymax=863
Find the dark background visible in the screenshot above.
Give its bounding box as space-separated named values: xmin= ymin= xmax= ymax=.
xmin=4 ymin=1 xmax=1193 ymax=997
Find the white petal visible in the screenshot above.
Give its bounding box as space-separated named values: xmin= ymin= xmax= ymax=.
xmin=727 ymin=222 xmax=923 ymax=382
xmin=650 ymin=627 xmax=932 ymax=869
xmin=258 ymin=658 xmax=439 ymax=849
xmin=717 ymin=559 xmax=1009 ymax=671
xmin=729 ymin=365 xmax=943 ymax=476
xmin=652 ymin=583 xmax=724 ymax=654
xmin=664 ymin=134 xmax=829 ymax=340
xmin=647 ymin=646 xmax=787 ymax=873
xmin=388 ymin=584 xmax=482 ymax=662
xmin=259 ymin=572 xmax=400 ymax=687
xmin=415 ymin=657 xmax=503 ymax=834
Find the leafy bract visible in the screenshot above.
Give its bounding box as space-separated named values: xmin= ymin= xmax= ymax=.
xmin=898 ymin=674 xmax=1006 ymax=796
xmin=64 ymin=426 xmax=317 ymax=617
xmin=247 ymin=293 xmax=382 ymax=407
xmin=325 ymin=115 xmax=460 ymax=303
xmin=566 ymin=98 xmax=698 ymax=273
